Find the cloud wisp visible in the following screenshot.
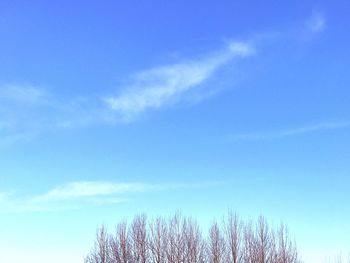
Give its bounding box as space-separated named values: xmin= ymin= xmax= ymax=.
xmin=227 ymin=121 xmax=350 ymax=141
xmin=0 ymin=84 xmax=103 ymax=146
xmin=0 ymin=42 xmax=254 ymax=142
xmin=0 ymin=85 xmax=54 ymax=147
xmin=0 ymin=10 xmax=328 ymax=145
xmin=306 ymin=11 xmax=326 ymax=34
xmin=0 ymin=84 xmax=49 ymax=105
xmin=104 ymin=41 xmax=255 ymax=121
xmin=0 ymin=181 xmax=220 ymax=212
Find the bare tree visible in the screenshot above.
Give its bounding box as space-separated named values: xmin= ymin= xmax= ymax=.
xmin=276 ymin=224 xmax=298 ymax=263
xmin=130 ymin=214 xmax=148 ymax=263
xmin=166 ymin=213 xmax=186 ymax=263
xmin=243 ymin=222 xmax=256 ymax=263
xmin=223 ymin=211 xmax=242 ymax=263
xmin=149 ymin=217 xmax=167 ymax=263
xmin=110 ymin=221 xmax=130 ymax=263
xmin=184 ymin=218 xmax=206 ymax=263
xmin=208 ymin=221 xmax=226 ymax=263
xmin=85 ymin=211 xmax=302 ymax=263
xmin=85 ymin=225 xmax=110 ymax=263
xmin=255 ymin=216 xmax=273 ymax=263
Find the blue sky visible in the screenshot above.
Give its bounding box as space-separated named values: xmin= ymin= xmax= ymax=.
xmin=0 ymin=0 xmax=350 ymax=262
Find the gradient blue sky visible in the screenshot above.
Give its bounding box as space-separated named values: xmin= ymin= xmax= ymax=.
xmin=1 ymin=1 xmax=350 ymax=262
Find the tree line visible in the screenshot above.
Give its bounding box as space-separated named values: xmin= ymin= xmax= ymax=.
xmin=85 ymin=211 xmax=301 ymax=263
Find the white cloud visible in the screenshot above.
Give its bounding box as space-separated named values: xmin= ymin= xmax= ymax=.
xmin=0 ymin=84 xmax=48 ymax=105
xmin=0 ymin=83 xmax=100 ymax=146
xmin=0 ymin=181 xmax=220 ymax=212
xmin=34 ymin=181 xmax=158 ymax=201
xmin=228 ymin=42 xmax=255 ymax=56
xmin=228 ymin=121 xmax=350 ymax=141
xmin=22 ymin=182 xmax=159 ymax=212
xmin=306 ymin=11 xmax=326 ymax=33
xmin=104 ymin=41 xmax=255 ymax=121
xmin=0 ymin=84 xmax=55 ymax=146
xmin=0 ymin=10 xmax=328 ymax=144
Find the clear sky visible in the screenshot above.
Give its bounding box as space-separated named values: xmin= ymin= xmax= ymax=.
xmin=0 ymin=1 xmax=349 ymax=262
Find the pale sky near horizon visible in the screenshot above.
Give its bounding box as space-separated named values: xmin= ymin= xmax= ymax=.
xmin=0 ymin=1 xmax=350 ymax=262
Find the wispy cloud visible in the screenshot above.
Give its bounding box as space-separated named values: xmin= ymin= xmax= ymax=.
xmin=0 ymin=181 xmax=221 ymax=212
xmin=0 ymin=83 xmax=102 ymax=146
xmin=306 ymin=11 xmax=326 ymax=33
xmin=228 ymin=121 xmax=350 ymax=141
xmin=0 ymin=10 xmax=328 ymax=144
xmin=104 ymin=41 xmax=255 ymax=121
xmin=4 ymin=43 xmax=254 ymax=140
xmin=0 ymin=84 xmax=52 ymax=146
xmin=33 ymin=181 xmax=158 ymax=201
xmin=0 ymin=84 xmax=48 ymax=105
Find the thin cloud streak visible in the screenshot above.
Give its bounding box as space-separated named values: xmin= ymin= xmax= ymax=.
xmin=0 ymin=181 xmax=222 ymax=212
xmin=0 ymin=84 xmax=49 ymax=105
xmin=0 ymin=41 xmax=254 ymax=140
xmin=0 ymin=10 xmax=327 ymax=144
xmin=306 ymin=11 xmax=326 ymax=33
xmin=104 ymin=41 xmax=255 ymax=121
xmin=228 ymin=121 xmax=350 ymax=141
xmin=33 ymin=181 xmax=159 ymax=202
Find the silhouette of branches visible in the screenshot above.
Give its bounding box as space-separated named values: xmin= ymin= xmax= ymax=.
xmin=85 ymin=211 xmax=301 ymax=263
